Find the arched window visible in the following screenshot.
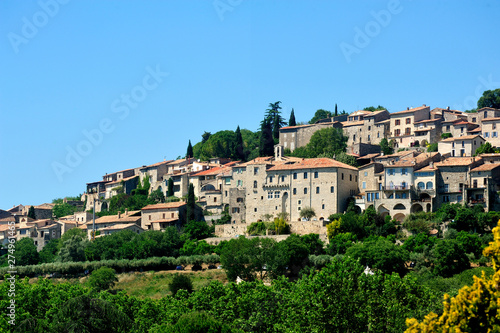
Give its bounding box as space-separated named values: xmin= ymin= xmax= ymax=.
xmin=418 ymin=182 xmax=425 ymax=190
xmin=426 ymin=182 xmax=433 ymax=189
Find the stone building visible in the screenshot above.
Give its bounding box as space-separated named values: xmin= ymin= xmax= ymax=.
xmin=141 ymin=202 xmax=187 ymax=231
xmin=389 ymin=105 xmax=430 ymax=148
xmin=438 ymin=135 xmax=485 ymax=157
xmin=480 ymin=117 xmax=500 ymax=147
xmin=279 ymin=122 xmax=342 ymax=152
xmin=83 ymin=210 xmax=141 ymax=239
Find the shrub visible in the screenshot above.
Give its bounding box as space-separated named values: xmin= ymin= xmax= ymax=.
xmin=87 ymin=266 xmax=117 ymax=291
xmin=169 ymin=274 xmax=193 ymax=296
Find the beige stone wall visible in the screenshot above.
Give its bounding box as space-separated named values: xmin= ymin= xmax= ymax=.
xmin=481 ymin=121 xmax=500 ymax=147
xmin=214 ymin=221 xmax=327 ymax=238
xmin=141 ymin=208 xmax=180 ymax=230
xmin=344 ymin=124 xmax=363 ymax=147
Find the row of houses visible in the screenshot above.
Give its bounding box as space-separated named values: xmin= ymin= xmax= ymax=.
xmin=279 ymin=105 xmax=500 ymax=156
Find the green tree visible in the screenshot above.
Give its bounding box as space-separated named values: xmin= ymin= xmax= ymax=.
xmin=346 ymin=237 xmax=409 ymax=275
xmin=334 ymin=151 xmax=358 ymax=167
xmin=363 ymin=105 xmax=386 ymax=111
xmin=233 ymin=125 xmax=245 ymax=160
xmin=289 ymin=108 xmax=296 ymax=126
xmin=431 ymin=239 xmax=470 ymax=277
xmin=477 ymin=88 xmax=500 ymax=109
xmin=201 ymin=131 xmax=211 ymax=143
xmin=39 ymin=239 xmax=61 ymax=263
xmin=16 ymin=238 xmax=40 ymax=266
xmin=259 ymin=117 xmax=274 ymax=156
xmin=148 ymin=187 xmax=165 ymax=203
xmin=380 ymin=137 xmax=394 ymax=155
xmin=169 ymin=274 xmax=193 ymax=296
xmin=51 ymin=295 xmax=131 ymax=333
xmin=309 ymin=109 xmax=332 ymax=124
xmin=474 ymin=141 xmax=498 ymax=156
xmin=27 ymin=205 xmax=36 ymax=219
xmin=327 ymin=232 xmax=357 ymax=255
xmin=265 ymin=101 xmax=286 ymax=142
xmin=292 ymin=127 xmax=347 ymax=158
xmin=187 ymin=140 xmax=194 ymax=158
xmin=58 ymin=235 xmax=88 ymax=262
xmin=427 ymin=143 xmax=438 ymax=152
xmin=334 ymin=103 xmax=338 ymax=116
xmin=299 ymin=207 xmax=316 ymax=221
xmin=167 ymin=178 xmax=174 ymax=197
xmin=184 ymin=220 xmax=213 ymax=240
xmin=87 ymin=266 xmax=118 ymax=291
xmin=153 ymin=312 xmax=231 ymax=333
xmin=52 ymin=202 xmax=79 ymax=218
xmin=186 ymin=183 xmax=196 ymax=223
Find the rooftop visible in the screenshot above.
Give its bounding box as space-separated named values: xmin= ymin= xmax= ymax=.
xmin=141 ymin=202 xmax=186 ymax=211
xmin=470 ymin=163 xmax=500 ymax=172
xmin=435 ymin=157 xmax=482 ymax=167
xmin=391 ymin=105 xmax=429 ymax=115
xmin=99 ymin=223 xmax=144 ymax=231
xmin=441 ymin=135 xmax=483 ymax=142
xmin=268 ymin=157 xmax=358 ymax=171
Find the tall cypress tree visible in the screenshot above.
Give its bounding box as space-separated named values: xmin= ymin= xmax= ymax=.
xmin=259 ymin=118 xmax=274 ymax=156
xmin=234 ymin=126 xmax=244 ymax=161
xmin=28 ymin=206 xmax=36 ymax=219
xmin=186 ymin=140 xmax=193 ymax=158
xmin=289 ymin=108 xmax=296 ymax=127
xmin=186 ymin=183 xmax=196 ymax=222
xmin=334 ymin=103 xmax=338 ymax=116
xmin=167 ymin=178 xmax=174 ymax=197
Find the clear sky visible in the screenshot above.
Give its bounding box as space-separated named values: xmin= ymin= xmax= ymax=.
xmin=1 ymin=0 xmax=499 ymax=210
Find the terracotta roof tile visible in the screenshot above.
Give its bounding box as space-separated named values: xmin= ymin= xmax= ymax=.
xmin=268 ymin=158 xmax=358 ymax=171
xmin=149 ymin=218 xmax=178 ymax=224
xmin=280 ymin=124 xmax=314 ymax=130
xmin=391 ymin=105 xmax=429 ymax=115
xmin=341 ymin=121 xmax=364 ymax=127
xmin=414 ymin=119 xmax=440 ymax=124
xmin=142 ymin=202 xmax=186 ymax=211
xmin=99 ymin=223 xmax=144 ymax=231
xmin=441 ymin=135 xmax=483 ymax=142
xmin=435 ymin=157 xmax=482 ymax=167
xmin=471 ymin=164 xmax=500 ymax=172
xmin=481 ymin=117 xmax=500 ymax=122
xmin=357 ymin=153 xmax=380 ymax=160
xmin=92 ymin=213 xmax=141 ymax=224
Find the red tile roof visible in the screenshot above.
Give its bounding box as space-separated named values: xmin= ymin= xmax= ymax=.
xmin=471 ymin=163 xmax=500 ymax=172
xmin=435 ymin=157 xmax=482 ymax=167
xmin=280 ymin=124 xmax=314 ymax=130
xmin=391 ymin=105 xmax=429 ymax=115
xmin=481 ymin=117 xmax=500 ymax=122
xmin=268 ymin=158 xmax=358 ymax=171
xmin=441 ymin=135 xmax=483 ymax=142
xmin=142 ymin=202 xmax=186 ymax=211
xmin=341 ymin=121 xmax=364 ymax=127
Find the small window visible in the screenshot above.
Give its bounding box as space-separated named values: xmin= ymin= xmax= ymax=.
xmin=236 ymin=197 xmax=244 ymax=203
xmin=406 ymin=118 xmax=411 ymax=124
xmin=274 ymin=191 xmax=280 ymax=199
xmin=342 ymin=173 xmax=344 ymax=180
xmin=269 ymin=176 xmax=273 ymax=183
xmin=304 ymin=188 xmax=308 ymax=194
xmin=314 ymin=171 xmax=318 ymax=178
xmin=402 ymin=168 xmax=407 ymax=175
xmin=163 ymin=213 xmax=165 ymax=219
xmin=254 ymin=208 xmax=257 ymax=212
xmin=304 ymin=172 xmax=308 ymax=179
xmin=253 ymin=181 xmax=258 ymax=188
xmin=293 ymin=173 xmax=297 ymax=179
xmin=395 ymin=119 xmax=400 ymax=126
xmin=214 ymin=197 xmax=217 ymax=202
xmin=330 ymin=186 xmax=334 ymax=193
xmin=149 ymin=215 xmax=151 ymax=220
xmin=298 ymin=200 xmax=302 ymax=205
xmin=350 ymin=174 xmax=352 ymax=181
xmin=254 ymin=167 xmax=259 ymax=175
xmin=293 ymin=188 xmax=297 ymax=195
xmin=322 ymin=204 xmax=325 ymax=209
xmin=268 ymin=192 xmax=273 ymax=199
xmin=316 ymin=187 xmax=320 ymax=194
xmin=364 ymin=172 xmax=368 ymax=177
xmin=362 ymin=182 xmax=366 ymax=189
xmin=281 ymin=175 xmax=285 ymax=182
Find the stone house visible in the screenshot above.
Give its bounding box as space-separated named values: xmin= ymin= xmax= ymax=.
xmin=98 ymin=223 xmax=144 ymax=236
xmin=480 ymin=117 xmax=500 ymax=147
xmin=413 ymin=118 xmax=442 ymax=147
xmin=467 ymin=163 xmax=500 ymax=211
xmin=139 ymin=160 xmax=173 ymax=194
xmin=438 ymin=135 xmax=485 ymax=157
xmin=389 ymin=105 xmax=430 ymax=148
xmin=434 ymin=157 xmax=483 ymax=206
xmin=21 ymin=204 xmax=54 ymax=220
xmin=104 ymin=175 xmax=139 ymax=199
xmin=356 ymin=162 xmax=384 ymax=212
xmin=467 ymin=107 xmax=500 ymax=124
xmin=279 ymin=122 xmax=342 ymax=152
xmin=413 ymin=163 xmax=438 ymax=213
xmin=84 ymin=210 xmax=141 ymax=239
xmin=141 ymin=202 xmax=187 ymax=231
xmin=359 ymin=109 xmax=390 ymax=145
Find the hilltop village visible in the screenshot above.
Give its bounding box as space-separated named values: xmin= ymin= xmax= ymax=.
xmin=4 ymin=104 xmax=500 ymax=246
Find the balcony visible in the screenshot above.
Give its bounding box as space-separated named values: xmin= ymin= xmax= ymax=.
xmin=468 ymin=198 xmax=486 ymax=205
xmin=383 ymin=184 xmax=412 ymax=191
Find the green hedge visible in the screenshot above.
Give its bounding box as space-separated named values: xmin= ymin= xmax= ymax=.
xmin=0 ymin=254 xmax=220 ymax=278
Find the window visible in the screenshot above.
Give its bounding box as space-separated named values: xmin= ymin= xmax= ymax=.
xmin=342 ymin=173 xmax=344 ymax=180
xmin=461 ymin=127 xmax=464 ymax=133
xmin=362 ymin=182 xmax=366 ymax=189
xmin=304 ymin=172 xmax=308 ymax=179
xmin=368 ymin=135 xmax=371 ymax=141
xmin=462 ymin=141 xmax=465 ymax=147
xmin=298 ymin=200 xmax=302 ymax=205
xmin=254 ymin=167 xmax=259 ymax=175
xmin=395 ymin=119 xmax=401 ymax=125
xmin=293 ymin=173 xmax=297 ymax=179
xmin=268 ymin=192 xmax=273 ymax=199
xmin=446 ymin=125 xmax=450 ymax=131
xmin=237 ymin=180 xmax=243 ymax=187
xmin=330 ymin=186 xmax=334 ymax=193
xmin=388 ymin=169 xmax=395 ymax=176
xmin=364 ymin=171 xmax=368 ymax=177
xmin=163 ymin=213 xmax=165 ymax=219
xmin=377 ymin=132 xmax=380 ymax=138
xmin=281 ymin=175 xmax=285 ymax=182
xmin=494 ymin=132 xmax=498 ymax=138
xmin=304 ymin=188 xmax=308 ymax=194
xmin=401 ymin=193 xmax=407 ymax=199
xmin=236 ymin=197 xmax=244 ymax=203
xmin=269 ymin=176 xmax=273 ymax=183
xmin=253 ymin=181 xmax=258 ymax=188
xmin=225 ymin=190 xmax=228 ymax=197
xmin=274 ymin=191 xmax=280 ymax=199
xmin=418 ymin=182 xmax=425 ymax=190
xmin=214 ymin=197 xmax=217 ymax=202
xmin=316 ymin=187 xmax=320 ymax=194
xmin=368 ymin=126 xmax=371 ymax=130
xmin=405 ymin=127 xmax=411 ymax=135
xmin=314 ymin=171 xmax=318 ymax=178
xmin=443 ymin=195 xmax=450 ymax=203
xmin=322 ymin=204 xmax=325 ymax=209
xmin=402 ymin=168 xmax=408 ymax=175
xmin=149 ymin=215 xmax=151 ymax=220
xmin=444 ymin=184 xmax=449 ymax=192
xmin=394 ymin=129 xmax=401 ymax=136
xmin=426 ymin=182 xmax=433 ymax=189
xmin=225 ymin=178 xmax=231 ymax=185
xmin=171 ymin=213 xmax=174 ymax=218
xmin=484 ymin=132 xmax=490 ymax=138
xmin=353 ymin=134 xmax=356 ymax=141
xmin=232 ymin=207 xmax=240 ymax=213
xmin=293 ymin=188 xmax=297 ymax=195
xmin=406 ymin=118 xmax=411 ymax=124
xmin=254 ymin=208 xmax=257 ymax=212
xmin=350 ymin=174 xmax=352 ymax=181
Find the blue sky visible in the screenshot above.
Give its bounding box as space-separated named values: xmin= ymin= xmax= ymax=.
xmin=1 ymin=0 xmax=499 ymax=209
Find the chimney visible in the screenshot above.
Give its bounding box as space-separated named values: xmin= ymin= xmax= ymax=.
xmin=118 ymin=211 xmax=121 ymax=219
xmin=125 ymin=208 xmax=128 ymax=216
xmin=429 ymin=161 xmax=434 ymax=169
xmin=447 ymin=106 xmax=450 ymax=110
xmin=407 ymin=107 xmax=410 ymax=110
xmin=423 ymin=104 xmax=426 ymax=107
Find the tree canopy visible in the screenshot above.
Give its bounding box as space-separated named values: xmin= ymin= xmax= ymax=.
xmin=309 ymin=109 xmax=332 ymax=124
xmin=477 ymin=88 xmax=500 ymax=109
